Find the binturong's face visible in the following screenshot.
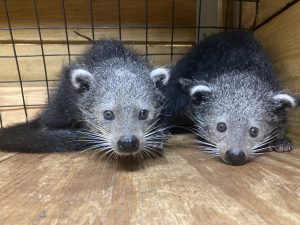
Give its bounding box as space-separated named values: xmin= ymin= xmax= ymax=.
xmin=69 ymin=65 xmax=170 ymax=158
xmin=182 ymin=73 xmax=298 ymax=165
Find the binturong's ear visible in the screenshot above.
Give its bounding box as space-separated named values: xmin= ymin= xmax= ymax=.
xmin=70 ymin=69 xmax=94 ymax=92
xmin=188 ymin=84 xmax=212 ymax=105
xmin=149 ymin=67 xmax=170 ymax=87
xmin=272 ymin=93 xmax=300 ymax=110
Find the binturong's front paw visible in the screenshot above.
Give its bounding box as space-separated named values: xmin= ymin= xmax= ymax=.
xmin=272 ymin=138 xmax=294 ymax=152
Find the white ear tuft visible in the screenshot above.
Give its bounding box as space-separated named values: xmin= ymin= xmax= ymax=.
xmin=190 ymin=85 xmax=211 ymax=97
xmin=70 ymin=69 xmax=93 ymax=90
xmin=189 ymin=84 xmax=212 ymax=105
xmin=150 ymin=67 xmax=170 ymax=86
xmin=273 ymin=94 xmax=297 ymax=108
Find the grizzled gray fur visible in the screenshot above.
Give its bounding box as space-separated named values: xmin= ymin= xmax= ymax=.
xmin=167 ymin=31 xmax=300 ymax=165
xmin=0 ymin=39 xmax=170 ymax=158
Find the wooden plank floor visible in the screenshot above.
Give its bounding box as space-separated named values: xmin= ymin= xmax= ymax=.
xmin=0 ymin=134 xmax=300 ymax=225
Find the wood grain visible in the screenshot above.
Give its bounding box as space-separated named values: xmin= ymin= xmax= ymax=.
xmin=0 ymin=135 xmax=299 ymax=224
xmin=0 ymin=0 xmax=196 ymax=28
xmin=240 ymin=0 xmax=294 ymax=29
xmin=241 ymin=1 xmax=257 ymax=28
xmin=0 ymin=87 xmax=48 ymax=127
xmin=255 ymin=0 xmax=294 ymax=27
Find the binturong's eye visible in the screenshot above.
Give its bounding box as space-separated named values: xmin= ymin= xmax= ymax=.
xmin=138 ymin=110 xmax=149 ymax=120
xmin=217 ymin=122 xmax=227 ymax=132
xmin=249 ymin=127 xmax=259 ymax=137
xmin=103 ymin=110 xmax=115 ymax=120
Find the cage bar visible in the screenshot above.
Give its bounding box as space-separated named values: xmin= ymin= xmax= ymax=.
xmin=170 ymin=0 xmax=175 ymax=63
xmin=118 ymin=0 xmax=122 ymax=40
xmin=145 ymin=0 xmax=149 ymax=61
xmin=61 ymin=0 xmax=71 ymax=64
xmin=3 ymin=0 xmax=28 ymax=122
xmin=90 ymin=0 xmax=95 ymax=41
xmin=33 ymin=0 xmax=50 ymax=103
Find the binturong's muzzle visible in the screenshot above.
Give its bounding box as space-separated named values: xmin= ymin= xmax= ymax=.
xmin=117 ymin=135 xmax=140 ymax=154
xmin=224 ymin=148 xmax=247 ymax=166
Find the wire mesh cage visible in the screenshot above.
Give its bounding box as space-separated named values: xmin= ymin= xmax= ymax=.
xmin=0 ymin=0 xmax=258 ymax=128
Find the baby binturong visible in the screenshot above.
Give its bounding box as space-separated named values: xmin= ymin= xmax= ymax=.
xmin=166 ymin=31 xmax=300 ymax=165
xmin=0 ymin=40 xmax=170 ymax=159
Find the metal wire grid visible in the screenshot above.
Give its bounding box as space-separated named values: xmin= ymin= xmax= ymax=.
xmin=1 ymin=0 xmax=291 ymax=128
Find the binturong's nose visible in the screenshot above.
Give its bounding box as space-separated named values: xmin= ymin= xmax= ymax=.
xmin=225 ymin=148 xmax=247 ymax=165
xmin=117 ymin=135 xmax=140 ymax=153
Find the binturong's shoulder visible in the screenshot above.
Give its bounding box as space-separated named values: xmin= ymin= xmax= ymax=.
xmin=172 ymin=30 xmax=272 ymax=81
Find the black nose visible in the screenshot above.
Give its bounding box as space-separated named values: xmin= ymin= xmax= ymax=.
xmin=225 ymin=149 xmax=247 ymax=165
xmin=117 ymin=135 xmax=139 ymax=153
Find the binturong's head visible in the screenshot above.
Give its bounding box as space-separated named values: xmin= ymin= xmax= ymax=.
xmin=181 ymin=73 xmax=300 ymax=165
xmin=65 ymin=43 xmax=170 ymax=157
